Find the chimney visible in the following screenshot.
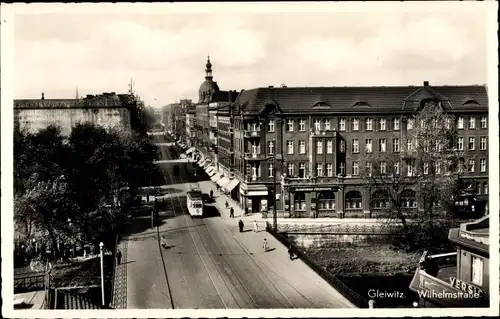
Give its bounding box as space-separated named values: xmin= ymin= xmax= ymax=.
xmin=41 ymin=92 xmax=45 ymax=100
xmin=423 ymin=81 xmax=429 ymax=87
xmin=268 ymin=85 xmax=274 ymax=88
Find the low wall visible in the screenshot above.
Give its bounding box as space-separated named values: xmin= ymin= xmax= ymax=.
xmin=288 ymin=233 xmax=395 ymax=249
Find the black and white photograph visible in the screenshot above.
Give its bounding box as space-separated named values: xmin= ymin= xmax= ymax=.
xmin=1 ymin=1 xmax=498 ymax=317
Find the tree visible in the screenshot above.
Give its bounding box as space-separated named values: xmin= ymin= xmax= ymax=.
xmin=361 ymin=101 xmax=465 ymax=249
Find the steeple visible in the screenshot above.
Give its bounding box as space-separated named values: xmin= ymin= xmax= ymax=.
xmin=205 ymin=55 xmax=213 ymax=81
xmin=75 ymin=87 xmax=79 ymax=99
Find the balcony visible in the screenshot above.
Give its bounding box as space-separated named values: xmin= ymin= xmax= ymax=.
xmin=244 ymin=130 xmax=261 ymax=138
xmin=243 ymin=175 xmax=269 ymax=183
xmin=244 ymin=152 xmax=266 ymax=160
xmin=409 ymin=251 xmax=488 ymax=307
xmin=210 ymin=126 xmax=218 ymax=132
xmin=310 ymin=129 xmax=337 ymax=137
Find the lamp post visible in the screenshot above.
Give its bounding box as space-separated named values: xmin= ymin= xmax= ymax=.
xmin=99 ymin=242 xmax=105 ymax=307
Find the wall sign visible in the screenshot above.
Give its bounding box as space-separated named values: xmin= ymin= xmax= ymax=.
xmin=292 ymin=187 xmax=335 ymax=192
xmin=449 ymin=277 xmax=485 ymax=297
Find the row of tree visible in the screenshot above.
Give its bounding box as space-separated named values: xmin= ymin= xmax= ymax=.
xmin=14 ymin=122 xmax=158 ymax=257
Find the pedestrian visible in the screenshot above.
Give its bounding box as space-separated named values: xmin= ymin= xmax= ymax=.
xmin=161 ymin=235 xmax=167 ymax=249
xmin=262 ymin=238 xmax=268 ymax=252
xmin=116 ymin=249 xmax=122 ymax=265
xmin=230 ymin=207 xmax=234 ymax=218
xmin=253 ymin=220 xmax=258 ymax=232
xmin=225 ymin=201 xmax=229 ymax=209
xmin=288 ymin=245 xmax=295 ymax=260
xmin=244 ymin=207 xmax=249 ymax=216
xmin=238 ymin=219 xmax=244 ymax=233
xmin=210 ymin=190 xmax=214 ymax=199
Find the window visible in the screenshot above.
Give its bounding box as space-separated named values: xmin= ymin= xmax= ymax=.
xmin=316 ymin=141 xmax=323 ymax=154
xmin=287 ymin=119 xmax=294 ymax=132
xmin=314 ymin=119 xmax=321 ymax=131
xmin=457 ymin=137 xmax=464 ymax=151
xmin=326 ymin=163 xmax=333 ymax=177
xmin=339 ymin=162 xmax=345 ymax=175
xmin=352 ymin=139 xmax=359 ymax=153
xmin=480 ymin=137 xmax=487 ymax=150
xmin=423 ymin=162 xmax=429 ymax=175
xmin=406 ymin=160 xmax=415 ymax=176
xmin=352 ymin=161 xmax=359 ymax=176
xmin=393 ymin=118 xmax=400 ymax=130
xmin=352 ymin=119 xmax=359 ymax=131
xmin=366 ymin=118 xmax=373 ymax=131
xmin=458 ymin=158 xmax=465 ymax=173
xmin=299 ymin=119 xmax=306 ymax=132
xmin=407 ymin=118 xmax=414 ymax=130
xmin=324 ymin=119 xmax=331 ymax=130
xmin=316 ymin=163 xmax=323 ymax=177
xmin=294 ymin=193 xmax=306 ymax=211
xmin=268 ymin=141 xmax=275 ymax=154
xmin=380 ymin=119 xmax=386 ymax=131
xmin=480 ymin=158 xmax=486 ymax=172
xmin=379 ymin=138 xmax=387 ymax=153
xmin=480 ymin=116 xmax=487 ymax=128
xmin=471 ymin=256 xmax=483 ymax=286
xmin=365 ymin=139 xmax=372 ymax=153
xmin=298 ymin=163 xmax=305 ymax=178
xmin=468 ymin=137 xmax=475 ymax=150
xmin=445 ymin=117 xmax=451 ymax=129
xmin=318 ymin=192 xmax=335 ymax=210
xmin=299 ymin=140 xmax=306 ymax=154
xmin=340 ymin=140 xmax=346 ymax=153
xmin=366 ymin=162 xmax=373 ymax=176
xmin=268 ymin=120 xmax=275 ymax=132
xmin=458 ymin=117 xmax=464 ymax=129
xmin=287 ymin=141 xmax=294 ymax=154
xmin=268 ymin=163 xmax=274 ymax=177
xmin=394 ymin=162 xmax=400 ymax=175
xmin=483 ymin=182 xmax=488 ymax=194
xmin=326 ymin=140 xmax=333 ymax=154
xmin=339 ymin=119 xmax=346 ymax=131
xmin=407 ymin=139 xmax=413 ymax=151
xmin=435 ymin=161 xmax=441 ymax=174
xmin=380 ymin=161 xmax=387 ymax=174
xmin=251 ymin=122 xmax=259 ymax=131
xmin=469 ymin=117 xmax=476 ymax=129
xmin=287 ymin=163 xmax=294 ymax=176
xmin=468 ymin=159 xmax=475 ymax=173
xmin=393 ymin=138 xmax=400 ymax=152
xmin=251 ymin=165 xmax=258 ymax=180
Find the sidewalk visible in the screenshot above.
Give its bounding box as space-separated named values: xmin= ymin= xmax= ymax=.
xmin=111 ymin=240 xmax=128 ymax=309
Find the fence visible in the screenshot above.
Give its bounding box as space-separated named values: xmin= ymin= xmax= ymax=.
xmin=276 ymin=223 xmax=401 ymax=235
xmin=265 ymin=222 xmax=369 ymax=308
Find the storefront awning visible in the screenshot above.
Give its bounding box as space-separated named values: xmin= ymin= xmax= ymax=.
xmin=211 ymin=173 xmax=222 ymax=183
xmin=217 ymin=176 xmax=230 ymax=188
xmin=247 ymin=190 xmax=268 ymax=196
xmin=185 ymin=147 xmax=196 ymax=155
xmin=224 ymin=178 xmax=240 ymax=193
xmin=198 ymin=159 xmax=207 ymax=167
xmin=202 ymin=161 xmax=212 ymax=169
xmin=205 ymin=166 xmax=215 ymax=174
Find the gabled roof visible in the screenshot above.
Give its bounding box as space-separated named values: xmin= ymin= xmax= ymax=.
xmin=233 ymin=85 xmax=488 ymax=115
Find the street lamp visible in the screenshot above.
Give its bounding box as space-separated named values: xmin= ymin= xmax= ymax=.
xmin=259 ymin=117 xmax=279 ymax=232
xmin=99 ymin=242 xmax=105 ymax=307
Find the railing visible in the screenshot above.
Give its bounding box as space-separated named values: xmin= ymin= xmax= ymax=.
xmin=244 ymin=130 xmax=261 ymax=138
xmin=266 ymin=222 xmax=368 ymax=308
xmin=275 ymin=223 xmax=400 ymax=235
xmin=244 ymin=152 xmax=265 ymax=160
xmin=110 ymin=231 xmax=120 ymax=309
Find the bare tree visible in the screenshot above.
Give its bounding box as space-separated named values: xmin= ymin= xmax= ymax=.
xmin=361 ymin=101 xmax=465 ymax=236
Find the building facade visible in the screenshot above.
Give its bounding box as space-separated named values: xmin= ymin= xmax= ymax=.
xmin=409 ymin=215 xmax=490 ymax=307
xmin=14 ymin=92 xmax=142 ymax=136
xmin=185 ymin=104 xmax=197 ymax=147
xmin=229 ymin=83 xmax=489 ymax=217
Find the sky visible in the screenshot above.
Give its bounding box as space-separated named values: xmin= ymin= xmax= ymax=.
xmin=9 ymin=2 xmax=495 ymax=108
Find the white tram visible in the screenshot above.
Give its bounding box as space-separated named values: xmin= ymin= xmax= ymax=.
xmin=186 ymin=189 xmax=204 ymax=217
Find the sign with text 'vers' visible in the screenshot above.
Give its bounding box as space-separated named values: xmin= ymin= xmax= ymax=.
xmin=449 ymin=277 xmax=486 ymax=298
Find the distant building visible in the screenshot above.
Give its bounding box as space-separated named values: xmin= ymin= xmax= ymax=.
xmin=409 ymin=215 xmax=490 ymax=307
xmin=14 ymin=92 xmax=143 ymax=136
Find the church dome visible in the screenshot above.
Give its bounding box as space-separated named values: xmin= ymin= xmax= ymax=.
xmin=198 ymin=56 xmax=220 ymax=103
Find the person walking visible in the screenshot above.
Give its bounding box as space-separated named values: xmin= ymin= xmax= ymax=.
xmin=238 ymin=220 xmax=244 ymax=233
xmin=160 ymin=235 xmax=167 ymax=249
xmin=116 ymin=249 xmax=122 ymax=265
xmin=230 ymin=207 xmax=234 ymax=218
xmin=244 ymin=207 xmax=249 ymax=216
xmin=210 ymin=189 xmax=214 ymax=199
xmin=225 ymin=200 xmax=229 ymax=209
xmin=253 ymin=220 xmax=258 ymax=232
xmin=288 ymin=245 xmax=295 ymax=260
xmin=262 ymin=238 xmax=268 ymax=252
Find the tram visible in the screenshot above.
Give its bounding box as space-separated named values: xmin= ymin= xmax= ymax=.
xmin=186 ymin=188 xmax=204 ymax=217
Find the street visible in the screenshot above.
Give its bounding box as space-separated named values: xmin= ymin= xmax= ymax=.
xmin=114 ymin=142 xmax=355 ymax=309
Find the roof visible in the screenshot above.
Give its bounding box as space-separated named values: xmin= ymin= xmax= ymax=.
xmin=55 ymin=289 xmax=103 ymax=309
xmin=233 ymin=84 xmax=489 ymax=115
xmin=448 ymin=215 xmax=489 ymax=255
xmin=15 ymin=93 xmax=136 ymax=109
